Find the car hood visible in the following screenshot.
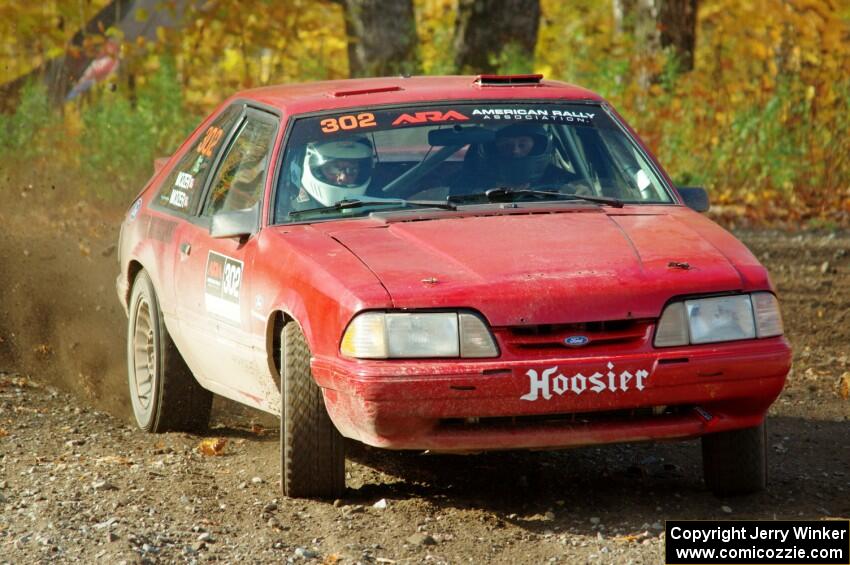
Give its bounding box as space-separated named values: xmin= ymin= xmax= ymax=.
xmin=328 ymin=209 xmax=762 ymax=326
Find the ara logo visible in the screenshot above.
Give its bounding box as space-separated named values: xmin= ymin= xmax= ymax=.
xmin=564 ymin=335 xmax=589 ymax=347
xmin=392 ymin=110 xmax=469 ymax=126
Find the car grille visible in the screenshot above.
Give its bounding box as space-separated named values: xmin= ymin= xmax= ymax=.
xmin=497 ymin=319 xmax=652 ymax=351
xmin=439 ymin=404 xmax=692 ymax=429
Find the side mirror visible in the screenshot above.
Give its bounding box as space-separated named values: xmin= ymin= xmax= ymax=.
xmin=210 ymin=206 xmax=259 ymax=239
xmin=677 ymin=186 xmax=710 ymax=213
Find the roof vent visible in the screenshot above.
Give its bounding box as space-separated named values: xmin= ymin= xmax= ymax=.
xmin=474 ymin=74 xmax=544 ymax=86
xmin=332 ymin=85 xmax=403 ymax=97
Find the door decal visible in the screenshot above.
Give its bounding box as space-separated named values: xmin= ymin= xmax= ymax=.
xmin=205 ymin=251 xmax=243 ymax=323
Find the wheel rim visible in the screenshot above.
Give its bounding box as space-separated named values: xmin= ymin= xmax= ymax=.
xmin=131 ymin=297 xmax=156 ymax=425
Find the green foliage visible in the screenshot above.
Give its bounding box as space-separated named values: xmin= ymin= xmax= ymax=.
xmin=135 ymin=58 xmax=195 ymax=157
xmin=0 ymin=81 xmax=57 ymax=160
xmin=494 ymin=42 xmax=535 ymax=75
xmin=425 ymin=24 xmax=458 ymax=74
xmin=80 ymin=92 xmax=154 ymax=198
xmin=79 ymin=59 xmax=197 ymax=202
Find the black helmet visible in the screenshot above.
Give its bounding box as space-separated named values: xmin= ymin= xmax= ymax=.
xmin=483 ymin=124 xmax=553 ymax=185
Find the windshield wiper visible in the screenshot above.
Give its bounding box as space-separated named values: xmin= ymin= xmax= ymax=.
xmin=288 ymin=198 xmax=456 ymax=218
xmin=448 ymin=188 xmax=624 ymax=208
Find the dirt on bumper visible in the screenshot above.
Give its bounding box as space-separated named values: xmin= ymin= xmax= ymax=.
xmin=314 ymin=338 xmax=791 ymax=451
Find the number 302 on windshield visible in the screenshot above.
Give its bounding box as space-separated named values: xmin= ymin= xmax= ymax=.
xmin=320 ymin=113 xmax=376 ymax=133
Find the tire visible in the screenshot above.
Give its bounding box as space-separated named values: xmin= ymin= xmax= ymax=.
xmin=127 ymin=270 xmax=212 ymax=433
xmin=701 ymin=422 xmax=767 ymax=496
xmin=280 ymin=322 xmax=345 ymax=498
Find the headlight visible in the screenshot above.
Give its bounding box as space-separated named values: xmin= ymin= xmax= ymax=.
xmin=751 ymin=292 xmax=784 ymax=337
xmin=340 ymin=311 xmax=499 ymax=359
xmin=654 ymin=293 xmax=783 ymax=347
xmin=686 ymin=295 xmax=755 ymax=344
xmin=654 ymin=302 xmax=689 ymax=347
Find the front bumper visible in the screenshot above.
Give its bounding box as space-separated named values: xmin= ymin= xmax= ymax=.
xmin=313 ymin=338 xmax=791 ymax=452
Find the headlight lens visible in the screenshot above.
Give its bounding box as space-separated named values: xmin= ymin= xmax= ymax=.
xmin=340 ymin=311 xmax=499 ymax=359
xmin=654 ymin=301 xmax=689 ymax=347
xmin=385 ymin=313 xmax=459 ymax=357
xmin=654 ymin=292 xmax=782 ymax=347
xmin=751 ymin=291 xmax=784 ymax=337
xmin=686 ymin=295 xmax=755 ymax=344
xmin=340 ymin=312 xmax=388 ymax=358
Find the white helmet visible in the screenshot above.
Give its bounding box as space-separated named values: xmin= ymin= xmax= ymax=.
xmin=301 ymin=137 xmax=374 ymax=205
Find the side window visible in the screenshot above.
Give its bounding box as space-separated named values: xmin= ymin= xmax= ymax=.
xmin=157 ymin=105 xmax=242 ymax=214
xmin=202 ymin=112 xmax=278 ymax=216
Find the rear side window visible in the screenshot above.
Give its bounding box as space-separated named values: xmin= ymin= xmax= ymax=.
xmin=157 ymin=105 xmax=242 ymax=214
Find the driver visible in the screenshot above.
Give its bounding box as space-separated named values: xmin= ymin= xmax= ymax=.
xmin=294 ymin=136 xmax=374 ymax=207
xmin=490 ymin=123 xmax=553 ymax=185
xmin=488 ymin=123 xmax=569 ymax=187
xmin=452 ymin=123 xmax=573 ymax=194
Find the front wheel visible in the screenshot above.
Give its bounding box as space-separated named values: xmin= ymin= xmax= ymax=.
xmin=280 ymin=322 xmax=345 ymax=498
xmin=127 ymin=270 xmax=212 ymax=433
xmin=701 ymin=422 xmax=767 ymax=496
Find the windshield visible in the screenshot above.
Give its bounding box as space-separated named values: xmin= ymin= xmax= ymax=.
xmin=273 ymin=102 xmax=673 ymax=223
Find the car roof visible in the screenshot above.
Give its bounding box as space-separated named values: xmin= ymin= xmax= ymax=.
xmin=228 ymin=75 xmax=605 ymax=116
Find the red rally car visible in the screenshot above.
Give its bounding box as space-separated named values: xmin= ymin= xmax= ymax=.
xmin=116 ymin=74 xmax=791 ymax=498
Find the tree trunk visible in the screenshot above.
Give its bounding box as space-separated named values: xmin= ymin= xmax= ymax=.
xmin=657 ymin=0 xmax=698 ymax=72
xmin=613 ymin=0 xmax=698 ymax=72
xmin=453 ymin=0 xmax=541 ymax=75
xmin=613 ymin=0 xmax=658 ymax=48
xmin=613 ymin=0 xmax=638 ymax=35
xmin=338 ymin=0 xmax=419 ymax=77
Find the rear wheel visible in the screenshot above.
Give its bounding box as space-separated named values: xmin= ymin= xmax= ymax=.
xmin=280 ymin=322 xmax=345 ymax=498
xmin=127 ymin=270 xmax=212 ymax=433
xmin=701 ymin=422 xmax=767 ymax=496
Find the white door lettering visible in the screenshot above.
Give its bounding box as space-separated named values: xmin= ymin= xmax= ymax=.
xmin=520 ymin=363 xmax=650 ymax=401
xmin=620 ymin=370 xmax=634 ymax=391
xmin=520 ymin=367 xmax=557 ymax=401
xmin=589 ymin=372 xmax=606 ymax=393
xmin=552 ymin=374 xmax=569 ymax=395
xmin=607 ymin=362 xmax=618 ymax=392
xmin=571 ymin=373 xmax=587 ymax=395
xmin=635 ymin=369 xmax=649 ymax=391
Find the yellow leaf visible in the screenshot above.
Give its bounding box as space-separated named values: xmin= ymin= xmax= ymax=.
xmin=805 ymin=85 xmax=815 ymax=101
xmin=198 ymin=438 xmax=228 ymax=456
xmin=752 ymin=43 xmax=769 ymax=61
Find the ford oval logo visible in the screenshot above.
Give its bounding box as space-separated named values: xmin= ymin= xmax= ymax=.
xmin=565 ymin=335 xmax=589 ymax=347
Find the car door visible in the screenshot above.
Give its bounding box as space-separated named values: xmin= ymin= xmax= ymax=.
xmin=173 ymin=107 xmax=280 ymax=407
xmin=150 ymin=104 xmax=242 ymax=348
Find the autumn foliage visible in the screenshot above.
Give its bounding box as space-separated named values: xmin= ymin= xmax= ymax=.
xmin=1 ymin=0 xmax=848 ymax=226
